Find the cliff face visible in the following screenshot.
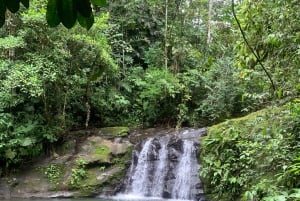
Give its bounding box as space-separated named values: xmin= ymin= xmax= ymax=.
xmin=0 ymin=127 xmax=133 ymax=199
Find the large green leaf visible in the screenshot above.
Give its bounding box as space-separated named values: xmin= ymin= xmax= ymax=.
xmin=0 ymin=0 xmax=5 ymax=27
xmin=77 ymin=12 xmax=94 ymax=30
xmin=20 ymin=0 xmax=29 ymax=8
xmin=75 ymin=0 xmax=92 ymax=18
xmin=46 ymin=0 xmax=61 ymax=27
xmin=91 ymin=0 xmax=107 ymax=7
xmin=57 ymin=0 xmax=77 ymax=29
xmin=5 ymin=0 xmax=20 ymax=13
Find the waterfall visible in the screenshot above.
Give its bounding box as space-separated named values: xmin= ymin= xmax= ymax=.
xmin=150 ymin=137 xmax=169 ymax=197
xmin=122 ymin=128 xmax=206 ymax=201
xmin=128 ymin=138 xmax=154 ymax=195
xmin=172 ymin=140 xmax=196 ymax=199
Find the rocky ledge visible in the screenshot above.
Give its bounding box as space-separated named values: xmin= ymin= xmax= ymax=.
xmin=0 ymin=127 xmax=133 ymax=199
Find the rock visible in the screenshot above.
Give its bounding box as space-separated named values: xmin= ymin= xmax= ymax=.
xmin=0 ymin=131 xmax=133 ymax=199
xmin=0 ymin=179 xmax=11 ymax=199
xmin=76 ymin=136 xmax=132 ymax=164
xmin=98 ymin=127 xmax=129 ymax=138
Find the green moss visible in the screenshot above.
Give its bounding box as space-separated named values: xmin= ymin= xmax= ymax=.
xmin=200 ymin=102 xmax=300 ymax=201
xmin=78 ymin=169 xmax=100 ymax=195
xmin=99 ymin=127 xmax=129 ymax=137
xmin=94 ymin=145 xmax=110 ymax=161
xmin=207 ymin=105 xmax=285 ymax=138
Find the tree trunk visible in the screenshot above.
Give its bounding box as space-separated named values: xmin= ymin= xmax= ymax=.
xmin=5 ymin=11 xmax=16 ymax=61
xmin=207 ymin=0 xmax=213 ymax=45
xmin=164 ymin=0 xmax=168 ymax=69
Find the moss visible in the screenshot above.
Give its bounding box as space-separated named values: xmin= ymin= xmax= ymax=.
xmin=207 ymin=105 xmax=285 ymax=138
xmin=99 ymin=127 xmax=129 ymax=137
xmin=200 ymin=102 xmax=300 ymax=201
xmin=94 ymin=145 xmax=111 ymax=162
xmin=78 ymin=169 xmax=101 ymax=195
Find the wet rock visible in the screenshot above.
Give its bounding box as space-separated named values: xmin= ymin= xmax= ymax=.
xmin=162 ymin=191 xmax=171 ymax=198
xmin=168 ymin=138 xmax=183 ymax=152
xmin=121 ymin=128 xmax=206 ymax=201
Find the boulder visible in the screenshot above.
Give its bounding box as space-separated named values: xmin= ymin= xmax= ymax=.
xmin=0 ymin=132 xmax=133 ymax=199
xmin=77 ymin=136 xmax=132 ymax=164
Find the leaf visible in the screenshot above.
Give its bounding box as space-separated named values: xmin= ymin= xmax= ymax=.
xmin=0 ymin=0 xmax=5 ymax=27
xmin=89 ymin=66 xmax=106 ymax=81
xmin=5 ymin=0 xmax=20 ymax=13
xmin=5 ymin=149 xmax=16 ymax=160
xmin=46 ymin=0 xmax=61 ymax=27
xmin=20 ymin=0 xmax=29 ymax=8
xmin=91 ymin=0 xmax=107 ymax=6
xmin=274 ymin=195 xmax=286 ymax=201
xmin=57 ymin=0 xmax=77 ymax=29
xmin=75 ymin=0 xmax=92 ymax=18
xmin=77 ymin=12 xmax=94 ymax=30
xmin=20 ymin=137 xmax=34 ymax=147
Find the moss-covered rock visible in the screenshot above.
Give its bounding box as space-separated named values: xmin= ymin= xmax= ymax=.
xmin=77 ymin=136 xmax=132 ymax=164
xmin=99 ymin=127 xmax=129 ymax=137
xmin=0 ymin=131 xmax=133 ymax=199
xmin=200 ymin=101 xmax=300 ymax=201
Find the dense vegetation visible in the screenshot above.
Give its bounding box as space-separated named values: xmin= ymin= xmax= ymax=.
xmin=0 ymin=0 xmax=299 ymax=200
xmin=201 ymin=100 xmax=300 ymax=201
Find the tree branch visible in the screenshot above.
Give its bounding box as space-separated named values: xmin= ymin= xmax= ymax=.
xmin=231 ymin=0 xmax=275 ymax=92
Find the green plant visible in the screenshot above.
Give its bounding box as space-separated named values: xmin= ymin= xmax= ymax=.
xmin=200 ymin=104 xmax=300 ymax=201
xmin=44 ymin=164 xmax=64 ymax=188
xmin=68 ymin=158 xmax=87 ymax=188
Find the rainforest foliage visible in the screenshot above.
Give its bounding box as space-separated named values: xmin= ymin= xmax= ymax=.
xmin=201 ymin=100 xmax=300 ymax=201
xmin=0 ymin=0 xmax=299 ymax=200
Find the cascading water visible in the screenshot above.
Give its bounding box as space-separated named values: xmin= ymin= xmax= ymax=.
xmin=128 ymin=138 xmax=154 ymax=195
xmin=121 ymin=128 xmax=206 ymax=201
xmin=151 ymin=137 xmax=169 ymax=197
xmin=172 ymin=140 xmax=197 ymax=199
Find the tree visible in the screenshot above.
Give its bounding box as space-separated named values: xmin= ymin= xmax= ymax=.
xmin=0 ymin=0 xmax=116 ymax=175
xmin=234 ymin=0 xmax=300 ymax=100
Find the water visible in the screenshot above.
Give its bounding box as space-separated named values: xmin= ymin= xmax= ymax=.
xmin=0 ymin=199 xmax=107 ymax=201
xmin=171 ymin=141 xmax=196 ymax=199
xmin=1 ymin=198 xmax=184 ymax=201
xmin=122 ymin=129 xmax=205 ymax=201
xmin=129 ymin=139 xmax=154 ymax=195
xmin=151 ymin=137 xmax=169 ymax=197
xmin=2 ymin=129 xmax=206 ymax=201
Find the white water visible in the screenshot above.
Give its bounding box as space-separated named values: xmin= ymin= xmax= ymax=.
xmin=151 ymin=138 xmax=169 ymax=197
xmin=171 ymin=141 xmax=195 ymax=199
xmin=128 ymin=139 xmax=154 ymax=195
xmin=123 ymin=132 xmax=203 ymax=200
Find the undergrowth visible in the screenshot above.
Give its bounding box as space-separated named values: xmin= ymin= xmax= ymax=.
xmin=200 ymin=99 xmax=300 ymax=201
